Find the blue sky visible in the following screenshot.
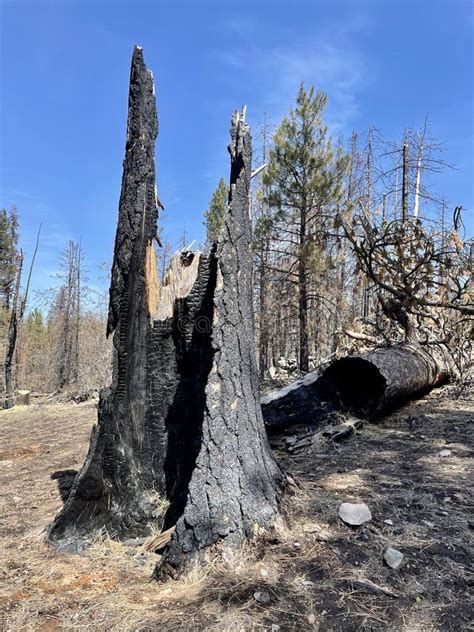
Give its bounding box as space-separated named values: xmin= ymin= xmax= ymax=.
xmin=1 ymin=0 xmax=472 ymax=299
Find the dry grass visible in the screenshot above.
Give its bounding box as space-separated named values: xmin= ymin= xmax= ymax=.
xmin=0 ymin=387 xmax=473 ymax=631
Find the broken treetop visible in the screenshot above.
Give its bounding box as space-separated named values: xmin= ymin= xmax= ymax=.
xmin=107 ymin=45 xmax=161 ymax=337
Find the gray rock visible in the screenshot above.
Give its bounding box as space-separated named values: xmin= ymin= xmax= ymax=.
xmin=438 ymin=449 xmax=452 ymax=457
xmin=384 ymin=547 xmax=404 ymax=569
xmin=338 ymin=502 xmax=372 ymax=526
xmin=254 ymin=590 xmax=272 ymax=604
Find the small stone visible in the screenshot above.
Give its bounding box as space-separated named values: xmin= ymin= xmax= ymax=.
xmin=260 ymin=568 xmax=269 ymax=577
xmin=338 ymin=502 xmax=372 ymax=526
xmin=293 ymin=541 xmax=301 ymax=549
xmin=384 ymin=547 xmax=404 ymax=569
xmin=254 ymin=590 xmax=272 ymax=604
xmin=438 ymin=449 xmax=452 ymax=457
xmin=383 ymin=519 xmax=394 ymax=526
xmin=307 ymin=613 xmax=316 ymax=624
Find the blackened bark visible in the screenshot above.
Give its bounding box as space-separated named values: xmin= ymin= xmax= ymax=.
xmin=262 ymin=343 xmax=456 ymax=430
xmin=49 ymin=47 xmax=164 ymax=544
xmin=155 ymin=111 xmax=282 ymax=577
xmin=318 ymin=343 xmax=455 ymax=418
xmin=261 ymin=370 xmax=329 ymax=432
xmin=50 ymin=54 xmax=280 ymax=568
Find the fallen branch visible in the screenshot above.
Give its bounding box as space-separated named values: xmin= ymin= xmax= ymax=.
xmin=344 ymin=577 xmax=399 ymax=598
xmin=343 ymin=330 xmax=379 ymax=344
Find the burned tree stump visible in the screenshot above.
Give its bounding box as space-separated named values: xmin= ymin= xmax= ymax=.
xmin=155 ymin=110 xmax=282 ymax=576
xmin=49 ymin=46 xmax=164 ymax=544
xmin=50 ymin=48 xmax=281 ymax=568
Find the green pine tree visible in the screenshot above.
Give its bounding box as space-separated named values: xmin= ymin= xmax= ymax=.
xmin=263 ymin=83 xmax=348 ymax=372
xmin=203 ymin=178 xmax=229 ymax=244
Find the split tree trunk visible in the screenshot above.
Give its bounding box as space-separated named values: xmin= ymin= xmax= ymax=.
xmin=262 ymin=343 xmax=456 ymax=430
xmin=155 ymin=110 xmax=282 ymax=577
xmin=50 ymin=49 xmax=281 ymax=567
xmin=49 ymin=46 xmax=164 ymax=544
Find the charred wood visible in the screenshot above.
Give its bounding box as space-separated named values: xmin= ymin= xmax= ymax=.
xmin=155 ymin=109 xmax=282 ymax=577
xmin=49 ymin=47 xmax=164 ymax=544
xmin=262 ymin=343 xmax=457 ymax=429
xmin=318 ymin=343 xmax=456 ymax=418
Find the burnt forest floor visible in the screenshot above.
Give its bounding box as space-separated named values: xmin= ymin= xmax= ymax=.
xmin=0 ymin=383 xmax=472 ymax=631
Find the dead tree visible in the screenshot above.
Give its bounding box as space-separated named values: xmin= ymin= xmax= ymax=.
xmin=155 ymin=109 xmax=282 ymax=577
xmin=50 ymin=49 xmax=281 ymax=570
xmin=49 ymin=47 xmax=163 ymax=543
xmin=318 ymin=343 xmax=456 ymax=418
xmin=3 ymin=224 xmax=41 ymax=409
xmin=262 ymin=342 xmax=457 ymax=429
xmin=56 ymin=240 xmax=82 ymax=389
xmin=4 ymin=252 xmax=23 ymax=409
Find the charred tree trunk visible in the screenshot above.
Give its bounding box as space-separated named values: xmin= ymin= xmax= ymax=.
xmin=49 ymin=47 xmax=164 ymax=544
xmin=49 ymin=50 xmax=281 ymax=568
xmin=261 ymin=370 xmax=329 ymax=432
xmin=258 ymin=245 xmax=269 ymax=381
xmin=318 ymin=343 xmax=455 ymax=418
xmin=299 ymin=212 xmax=310 ymax=373
xmin=155 ymin=110 xmax=282 ymax=577
xmin=263 ymin=343 xmax=456 ymax=430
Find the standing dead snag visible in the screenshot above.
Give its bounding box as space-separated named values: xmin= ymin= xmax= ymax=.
xmin=155 ymin=110 xmax=282 ymax=577
xmin=49 ymin=46 xmax=164 ymax=543
xmin=4 ymin=252 xmax=23 ymax=409
xmin=49 ymin=50 xmax=281 ymax=564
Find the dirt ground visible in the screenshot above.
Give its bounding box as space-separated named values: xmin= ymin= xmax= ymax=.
xmin=0 ymin=384 xmax=472 ymax=631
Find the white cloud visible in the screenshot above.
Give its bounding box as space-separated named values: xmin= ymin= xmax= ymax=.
xmin=215 ymin=15 xmax=373 ymax=135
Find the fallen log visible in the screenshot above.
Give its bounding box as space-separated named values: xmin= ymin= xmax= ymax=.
xmin=318 ymin=343 xmax=456 ymax=418
xmin=261 ymin=371 xmax=329 ymax=432
xmin=262 ymin=343 xmax=456 ymax=429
